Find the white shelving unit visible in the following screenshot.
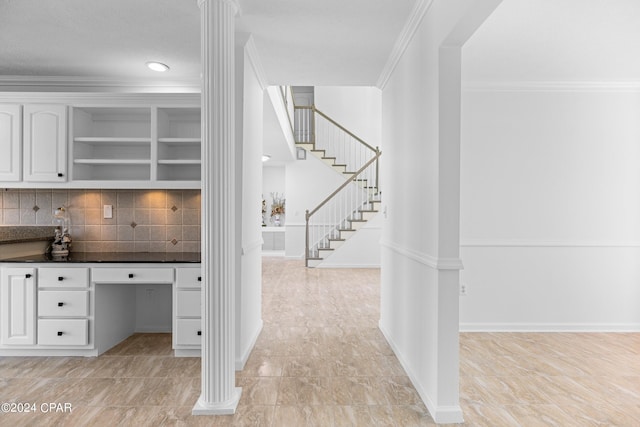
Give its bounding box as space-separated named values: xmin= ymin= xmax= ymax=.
xmin=157 ymin=108 xmax=201 ymax=183
xmin=70 ymin=105 xmax=201 ymax=186
xmin=71 ymin=107 xmax=152 ymax=182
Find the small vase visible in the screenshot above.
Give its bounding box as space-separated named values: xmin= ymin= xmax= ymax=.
xmin=273 ymin=215 xmax=281 ymax=226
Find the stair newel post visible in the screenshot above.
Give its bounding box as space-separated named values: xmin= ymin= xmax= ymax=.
xmin=375 ymin=147 xmax=380 ymax=195
xmin=311 ymin=105 xmax=316 ymax=145
xmin=305 ymin=209 xmax=310 ymax=267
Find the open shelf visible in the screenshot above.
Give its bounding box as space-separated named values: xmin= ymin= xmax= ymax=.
xmin=69 ymin=106 xmax=201 ymax=186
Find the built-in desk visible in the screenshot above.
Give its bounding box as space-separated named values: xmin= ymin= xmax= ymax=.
xmin=0 ymin=253 xmax=201 ymax=357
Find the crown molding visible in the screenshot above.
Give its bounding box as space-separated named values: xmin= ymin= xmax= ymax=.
xmin=463 ymin=80 xmax=640 ymax=92
xmin=0 ymin=91 xmax=200 ymax=106
xmin=376 ymin=0 xmax=435 ymax=90
xmin=0 ymin=75 xmax=201 ymax=93
xmin=244 ymin=36 xmax=269 ymax=90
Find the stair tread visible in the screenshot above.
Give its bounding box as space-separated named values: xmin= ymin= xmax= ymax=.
xmin=359 ymin=209 xmax=378 ymax=213
xmin=328 ymin=238 xmax=346 ymax=242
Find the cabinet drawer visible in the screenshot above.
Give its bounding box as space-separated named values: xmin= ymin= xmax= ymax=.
xmin=39 ymin=268 xmax=89 ymax=288
xmin=175 ymin=319 xmax=202 ymax=346
xmin=176 ymin=268 xmax=202 ymax=289
xmin=92 ymin=268 xmax=173 ymax=284
xmin=38 ymin=291 xmax=89 ymax=317
xmin=38 ymin=319 xmax=88 ymax=346
xmin=176 ymin=290 xmax=201 ymax=317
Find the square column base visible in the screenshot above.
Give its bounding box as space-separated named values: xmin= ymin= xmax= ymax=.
xmin=192 ymin=387 xmax=242 ymax=415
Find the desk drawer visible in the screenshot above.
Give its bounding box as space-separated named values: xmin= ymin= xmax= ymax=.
xmin=176 ymin=268 xmax=202 ymax=289
xmin=176 ymin=290 xmax=201 ymax=317
xmin=39 ymin=268 xmax=89 ymax=288
xmin=39 ymin=291 xmax=89 ymax=317
xmin=175 ymin=319 xmax=202 ymax=346
xmin=38 ymin=319 xmax=88 ymax=346
xmin=92 ymin=268 xmax=173 ymax=284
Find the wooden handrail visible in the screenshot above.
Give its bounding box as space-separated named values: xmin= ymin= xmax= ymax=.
xmin=306 ymin=149 xmax=381 ymax=219
xmin=295 ymin=105 xmax=377 ymax=153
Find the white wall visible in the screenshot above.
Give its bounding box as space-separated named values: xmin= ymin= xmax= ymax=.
xmin=379 ymin=0 xmax=500 ymax=423
xmin=460 ymin=88 xmax=640 ymax=330
xmin=285 ymin=152 xmax=345 ymax=258
xmin=315 ymin=86 xmax=382 ymax=149
xmin=235 ymin=37 xmax=264 ymax=368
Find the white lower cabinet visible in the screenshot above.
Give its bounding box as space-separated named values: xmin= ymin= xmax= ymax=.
xmin=175 ymin=319 xmax=202 ymax=346
xmin=173 ymin=267 xmax=202 ymax=354
xmin=37 ymin=267 xmax=91 ymax=349
xmin=38 ymin=319 xmax=88 ymax=346
xmin=0 ymin=268 xmax=36 ymax=346
xmin=38 ymin=291 xmax=89 ymax=317
xmin=1 ymin=263 xmax=201 ymax=356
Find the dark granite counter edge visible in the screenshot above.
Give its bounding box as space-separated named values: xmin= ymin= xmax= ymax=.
xmin=0 ymin=252 xmax=201 ymax=263
xmin=0 ymin=226 xmax=57 ymax=245
xmin=0 ymin=237 xmax=54 ymax=245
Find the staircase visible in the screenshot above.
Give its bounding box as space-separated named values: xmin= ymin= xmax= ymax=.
xmin=293 ymin=103 xmax=381 ymax=267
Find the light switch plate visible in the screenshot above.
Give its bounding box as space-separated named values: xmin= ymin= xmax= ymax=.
xmin=103 ymin=204 xmax=113 ymax=219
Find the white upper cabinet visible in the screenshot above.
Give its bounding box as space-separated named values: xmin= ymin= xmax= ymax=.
xmin=23 ymin=104 xmax=67 ymax=182
xmin=0 ymin=104 xmax=22 ymax=181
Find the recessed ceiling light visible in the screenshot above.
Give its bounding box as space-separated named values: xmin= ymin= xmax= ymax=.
xmin=262 ymin=155 xmax=271 ymax=162
xmin=146 ymin=61 xmax=169 ymax=72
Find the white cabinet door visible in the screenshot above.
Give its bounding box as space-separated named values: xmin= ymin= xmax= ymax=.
xmin=23 ymin=104 xmax=67 ymax=182
xmin=0 ymin=104 xmax=22 ymax=181
xmin=1 ymin=268 xmax=36 ymax=345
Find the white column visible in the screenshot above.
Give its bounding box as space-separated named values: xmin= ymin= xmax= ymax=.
xmin=193 ymin=0 xmax=241 ymax=415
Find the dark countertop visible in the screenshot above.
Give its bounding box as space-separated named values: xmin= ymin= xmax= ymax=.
xmin=0 ymin=252 xmax=201 ymax=263
xmin=0 ymin=226 xmax=56 ymax=244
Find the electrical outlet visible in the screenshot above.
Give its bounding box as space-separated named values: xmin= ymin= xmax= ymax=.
xmin=460 ymin=283 xmax=467 ymax=296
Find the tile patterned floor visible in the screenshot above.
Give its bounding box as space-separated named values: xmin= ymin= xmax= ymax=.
xmin=0 ymin=257 xmax=639 ymax=426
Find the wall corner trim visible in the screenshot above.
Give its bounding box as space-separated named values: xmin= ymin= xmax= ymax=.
xmin=380 ymin=239 xmax=463 ymax=270
xmin=376 ymin=0 xmax=434 ymax=90
xmin=379 ymin=321 xmax=464 ymax=424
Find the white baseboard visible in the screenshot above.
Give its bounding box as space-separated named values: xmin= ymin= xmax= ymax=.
xmin=460 ymin=322 xmax=640 ymax=332
xmin=378 ymin=321 xmax=464 ymax=424
xmin=316 ymin=263 xmax=381 ymax=269
xmin=236 ymin=319 xmax=263 ymax=370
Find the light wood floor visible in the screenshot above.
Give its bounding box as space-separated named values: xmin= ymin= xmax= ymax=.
xmin=0 ymin=257 xmax=638 ymax=426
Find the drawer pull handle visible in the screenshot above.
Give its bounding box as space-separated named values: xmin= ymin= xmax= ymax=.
xmin=58 ymin=276 xmax=64 ymax=281
xmin=57 ymin=331 xmax=63 ymax=336
xmin=128 ymin=273 xmax=134 ymax=279
xmin=58 ymin=302 xmax=64 ymax=307
xmin=57 ymin=173 xmax=63 ymax=177
xmin=197 ymin=331 xmax=202 ymax=336
xmin=25 ymin=274 xmax=32 ymax=279
xmin=197 ymin=276 xmax=202 ymax=282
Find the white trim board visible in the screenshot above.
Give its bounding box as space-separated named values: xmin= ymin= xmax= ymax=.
xmin=380 ymin=240 xmax=463 ymax=270
xmin=463 ymin=81 xmax=640 ymax=92
xmin=460 ymin=323 xmax=640 ymax=333
xmin=460 ymin=239 xmax=640 ymax=248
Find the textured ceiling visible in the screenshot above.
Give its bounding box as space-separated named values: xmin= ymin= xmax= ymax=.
xmin=0 ymin=0 xmax=415 ymax=87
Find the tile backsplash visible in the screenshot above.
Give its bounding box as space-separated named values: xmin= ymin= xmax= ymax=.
xmin=0 ymin=189 xmax=201 ymax=253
